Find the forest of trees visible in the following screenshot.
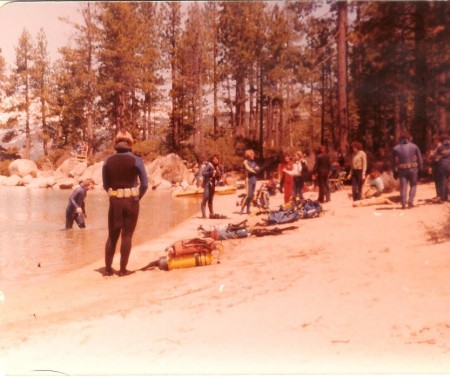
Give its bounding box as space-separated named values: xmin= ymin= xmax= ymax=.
xmin=0 ymin=1 xmax=448 ymax=168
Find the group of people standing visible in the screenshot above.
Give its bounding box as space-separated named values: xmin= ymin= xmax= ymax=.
xmin=65 ymin=130 xmax=449 ymax=277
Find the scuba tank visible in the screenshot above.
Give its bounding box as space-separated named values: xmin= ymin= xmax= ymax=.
xmin=140 ymin=243 xmax=223 ymax=272
xmin=159 ymin=252 xmax=213 ymax=271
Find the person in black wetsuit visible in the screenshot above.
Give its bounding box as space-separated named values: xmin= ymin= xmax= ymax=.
xmin=201 ymin=155 xmax=221 ymax=218
xmin=102 ymin=131 xmax=148 ymax=277
xmin=65 ymin=179 xmax=95 ymax=229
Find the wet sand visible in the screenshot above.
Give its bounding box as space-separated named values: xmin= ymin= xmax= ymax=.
xmin=0 ymin=182 xmax=449 ymax=375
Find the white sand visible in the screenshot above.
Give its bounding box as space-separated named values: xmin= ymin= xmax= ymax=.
xmin=0 ymin=182 xmax=449 ymax=375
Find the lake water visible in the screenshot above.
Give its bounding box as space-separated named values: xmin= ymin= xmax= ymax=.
xmin=0 ymin=186 xmax=200 ymax=291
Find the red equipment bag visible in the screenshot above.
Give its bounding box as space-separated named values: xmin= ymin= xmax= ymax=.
xmin=167 ymin=238 xmax=217 ymax=257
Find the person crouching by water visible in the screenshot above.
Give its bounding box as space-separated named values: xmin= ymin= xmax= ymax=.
xmin=65 ymin=178 xmax=95 ymax=229
xmin=102 ymin=131 xmax=148 ymax=277
xmin=201 ymin=155 xmax=221 ymax=218
xmin=240 ymin=149 xmax=260 ymax=215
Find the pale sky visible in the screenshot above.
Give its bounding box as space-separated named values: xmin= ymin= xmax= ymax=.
xmin=0 ymin=1 xmax=82 ymax=67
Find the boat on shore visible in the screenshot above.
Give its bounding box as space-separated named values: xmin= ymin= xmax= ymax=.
xmin=172 ymin=185 xmax=237 ymax=198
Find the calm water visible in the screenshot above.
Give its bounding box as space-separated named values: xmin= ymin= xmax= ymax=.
xmin=0 ymin=186 xmax=200 ymax=291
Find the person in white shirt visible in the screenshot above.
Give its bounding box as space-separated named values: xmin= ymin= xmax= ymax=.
xmin=348 ymin=141 xmax=367 ymax=201
xmin=283 ymin=151 xmax=308 ymax=205
xmin=362 ymin=168 xmax=384 ymax=199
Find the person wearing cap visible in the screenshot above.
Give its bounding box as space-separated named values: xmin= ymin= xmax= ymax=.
xmin=391 ymin=133 xmax=423 ymax=209
xmin=102 ymin=130 xmax=148 ymax=277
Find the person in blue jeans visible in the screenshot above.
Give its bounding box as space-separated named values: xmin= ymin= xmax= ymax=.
xmin=391 ymin=133 xmax=423 ymax=209
xmin=201 ymin=155 xmax=221 ymax=218
xmin=65 ymin=178 xmax=95 ymax=229
xmin=240 ymin=149 xmax=260 ymax=214
xmin=433 ymin=133 xmax=450 ymax=203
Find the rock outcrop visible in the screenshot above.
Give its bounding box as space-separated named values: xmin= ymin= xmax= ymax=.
xmin=145 ymin=153 xmax=193 ymax=187
xmin=0 ymin=153 xmax=196 ymax=190
xmin=8 ymin=159 xmax=38 ymax=178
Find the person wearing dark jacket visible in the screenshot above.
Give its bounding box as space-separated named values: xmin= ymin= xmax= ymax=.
xmin=65 ymin=179 xmax=95 ymax=229
xmin=391 ymin=133 xmax=423 ymax=209
xmin=312 ymin=145 xmax=331 ymax=203
xmin=201 ymin=155 xmax=221 ymax=218
xmin=433 ymin=133 xmax=450 ymax=203
xmin=102 ymin=131 xmax=148 ymax=277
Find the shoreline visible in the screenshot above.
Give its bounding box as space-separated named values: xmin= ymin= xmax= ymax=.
xmin=1 ymin=182 xmax=450 ymax=375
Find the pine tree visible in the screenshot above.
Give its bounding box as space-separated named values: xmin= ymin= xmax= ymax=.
xmin=96 ymin=2 xmax=142 ymax=137
xmin=0 ymin=49 xmax=6 ymax=120
xmin=9 ymin=29 xmax=34 ymax=159
xmin=160 ymin=2 xmax=183 ymax=151
xmin=136 ymin=2 xmax=163 ymax=141
xmin=30 ymin=28 xmax=51 ymax=156
xmin=336 ymin=1 xmax=349 ymax=157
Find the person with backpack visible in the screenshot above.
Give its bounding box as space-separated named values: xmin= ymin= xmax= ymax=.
xmin=201 ymin=155 xmax=221 ymax=218
xmin=240 ymin=149 xmax=260 ymax=215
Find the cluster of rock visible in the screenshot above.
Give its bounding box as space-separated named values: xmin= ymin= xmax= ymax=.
xmin=0 ymin=153 xmax=196 ymax=191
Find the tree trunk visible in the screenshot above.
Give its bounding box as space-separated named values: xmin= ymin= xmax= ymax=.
xmin=85 ymin=2 xmax=94 ymax=157
xmin=437 ymin=72 xmax=447 ymax=133
xmin=258 ymin=62 xmax=264 ymax=159
xmin=309 ymin=81 xmax=314 ymax=150
xmin=41 ymin=98 xmax=48 ymax=156
xmin=337 ymin=1 xmax=349 ymax=156
xmin=25 ymin=66 xmax=31 ymax=159
xmin=412 ymin=2 xmax=428 ymax=151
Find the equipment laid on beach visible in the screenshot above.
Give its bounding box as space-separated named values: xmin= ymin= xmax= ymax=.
xmin=267 ymin=208 xmax=300 ymax=225
xmin=251 ymin=225 xmax=298 ymax=237
xmin=172 ymin=185 xmax=237 ymax=198
xmin=168 ymin=238 xmax=217 ymax=257
xmin=298 ymin=199 xmax=322 ymax=218
xmin=140 ymin=238 xmax=223 ymax=271
xmin=198 ymin=220 xmax=250 ymax=240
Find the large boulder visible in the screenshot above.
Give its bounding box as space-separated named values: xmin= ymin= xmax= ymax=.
xmin=8 ymin=159 xmax=38 ymax=178
xmin=0 ymin=174 xmax=21 ymax=186
xmin=146 ymin=154 xmax=190 ymax=186
xmin=26 ymin=176 xmax=56 ymax=189
xmin=57 ymin=178 xmax=76 ymax=190
xmin=69 ymin=161 xmax=87 ymax=178
xmin=80 ymin=161 xmax=104 ymax=185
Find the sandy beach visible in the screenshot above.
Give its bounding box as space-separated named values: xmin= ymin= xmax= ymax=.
xmin=0 ymin=182 xmax=449 ymax=375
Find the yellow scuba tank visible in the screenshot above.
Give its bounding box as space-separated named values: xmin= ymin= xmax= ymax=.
xmin=158 ymin=243 xmax=223 ymax=271
xmin=167 ymin=252 xmax=213 ymax=270
xmin=140 ymin=243 xmax=223 ymax=272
